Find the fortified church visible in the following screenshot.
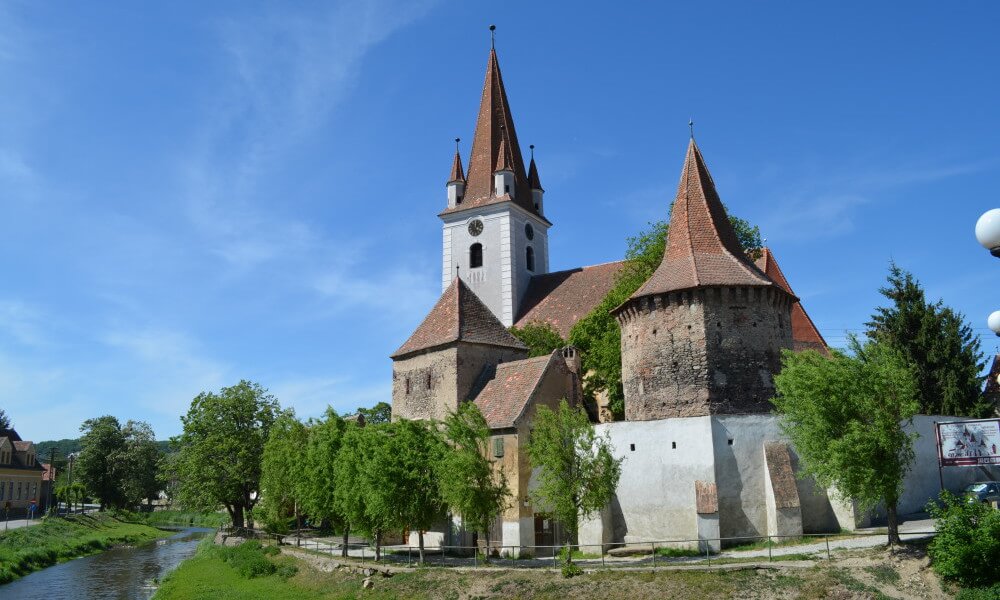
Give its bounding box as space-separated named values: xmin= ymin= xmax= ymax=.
xmin=389 ymin=42 xmax=993 ymax=553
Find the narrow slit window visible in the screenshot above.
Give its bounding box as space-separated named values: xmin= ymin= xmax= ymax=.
xmin=493 ymin=437 xmax=504 ymax=458
xmin=526 ymin=246 xmax=535 ymax=272
xmin=470 ymin=243 xmax=483 ymax=269
xmin=426 ymin=373 xmax=432 ymax=390
xmin=405 ymin=378 xmax=411 ymax=395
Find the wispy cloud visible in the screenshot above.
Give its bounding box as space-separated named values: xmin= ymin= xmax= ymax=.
xmin=757 ymin=157 xmax=1000 ymax=243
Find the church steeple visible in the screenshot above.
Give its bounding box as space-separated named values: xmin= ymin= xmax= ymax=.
xmin=528 ymin=144 xmax=544 ymax=214
xmin=442 ymin=47 xmax=538 ymax=217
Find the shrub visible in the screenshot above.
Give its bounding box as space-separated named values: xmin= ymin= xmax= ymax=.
xmin=927 ymin=492 xmax=1000 ymax=588
xmin=957 ymin=584 xmax=1000 ymax=600
xmin=218 ymin=541 xmax=277 ymax=579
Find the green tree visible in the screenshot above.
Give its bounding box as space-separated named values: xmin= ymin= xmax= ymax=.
xmin=356 ymin=402 xmax=392 ymax=425
xmin=332 ymin=422 xmax=372 ymax=556
xmin=527 ymin=399 xmax=623 ymax=568
xmin=77 ymin=415 xmax=128 ymax=510
xmin=509 ymin=322 xmax=566 ymax=357
xmin=772 ymin=340 xmax=920 ymax=543
xmin=56 ymin=482 xmax=86 ymax=514
xmin=174 ymin=380 xmax=280 ymax=528
xmin=570 ymin=214 xmax=761 ymax=419
xmin=302 ymin=408 xmax=349 ymax=554
xmin=384 ymin=419 xmax=447 ymax=563
xmin=0 ymin=408 xmax=11 ymax=429
xmin=866 ymin=263 xmax=989 ymax=417
xmin=121 ymin=420 xmax=161 ymax=508
xmin=437 ymin=402 xmax=510 ymax=554
xmin=259 ymin=412 xmax=308 ymax=534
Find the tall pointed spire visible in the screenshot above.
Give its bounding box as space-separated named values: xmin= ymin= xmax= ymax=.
xmin=443 ymin=46 xmax=539 ymax=216
xmin=628 ymin=139 xmax=787 ymax=300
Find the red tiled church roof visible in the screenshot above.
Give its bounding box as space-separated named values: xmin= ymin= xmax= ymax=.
xmin=440 ymin=48 xmax=543 ymax=220
xmin=392 ymin=277 xmax=527 ymax=359
xmin=754 ymin=248 xmax=828 ymax=352
xmin=628 ymin=139 xmax=787 ymax=301
xmin=474 ymin=353 xmax=557 ymax=429
xmin=515 ymin=261 xmax=626 ymax=338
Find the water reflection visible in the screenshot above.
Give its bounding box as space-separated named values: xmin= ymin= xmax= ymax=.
xmin=0 ymin=527 xmax=211 ymax=600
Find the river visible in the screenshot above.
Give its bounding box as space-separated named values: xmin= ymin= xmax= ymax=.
xmin=0 ymin=527 xmax=212 ymax=600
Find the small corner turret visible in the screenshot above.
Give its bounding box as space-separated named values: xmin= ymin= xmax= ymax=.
xmin=493 ymin=136 xmax=515 ymax=198
xmin=528 ymin=144 xmax=543 ymax=215
xmin=447 ymin=138 xmax=466 ymax=209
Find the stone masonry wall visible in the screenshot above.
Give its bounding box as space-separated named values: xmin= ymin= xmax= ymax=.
xmin=392 ymin=343 xmax=527 ymax=422
xmin=618 ymin=286 xmax=793 ymax=421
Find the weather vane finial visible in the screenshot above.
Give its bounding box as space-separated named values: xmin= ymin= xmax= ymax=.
xmin=455 ymin=137 xmax=460 ymax=153
xmin=490 ymin=24 xmax=496 ymax=49
xmin=689 ymin=118 xmax=695 ymax=139
xmin=529 ymin=144 xmax=535 ymax=160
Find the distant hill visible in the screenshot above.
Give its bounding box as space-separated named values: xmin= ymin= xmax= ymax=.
xmin=35 ymin=438 xmax=172 ymax=461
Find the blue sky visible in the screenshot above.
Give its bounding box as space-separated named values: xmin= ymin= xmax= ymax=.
xmin=2 ymin=1 xmax=998 ymax=440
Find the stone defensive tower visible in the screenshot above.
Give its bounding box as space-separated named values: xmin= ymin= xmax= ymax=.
xmin=614 ymin=140 xmax=795 ymax=420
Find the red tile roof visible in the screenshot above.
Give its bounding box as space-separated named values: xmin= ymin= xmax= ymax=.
xmin=495 ymin=137 xmax=514 ymax=172
xmin=392 ymin=277 xmax=527 ymax=359
xmin=13 ymin=441 xmax=32 ymax=452
xmin=474 ymin=353 xmax=556 ymax=429
xmin=754 ymin=248 xmax=828 ymax=352
xmin=528 ymin=157 xmax=542 ymax=191
xmin=628 ymin=140 xmax=787 ymax=301
xmin=448 ymin=150 xmax=465 ymax=183
xmin=515 ymin=261 xmax=626 ymax=338
xmin=440 ymin=49 xmax=544 ymax=221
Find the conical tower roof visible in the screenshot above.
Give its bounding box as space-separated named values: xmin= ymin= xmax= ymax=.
xmin=441 ymin=48 xmax=543 ymax=219
xmin=448 ymin=150 xmax=465 ymax=184
xmin=391 ymin=277 xmax=527 ymax=359
xmin=528 ymin=156 xmax=543 ymax=190
xmin=629 ymin=140 xmax=790 ymax=301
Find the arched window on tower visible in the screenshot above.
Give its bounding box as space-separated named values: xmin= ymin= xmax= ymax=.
xmin=470 ymin=243 xmax=483 ymax=269
xmin=526 ymin=246 xmax=535 ymax=272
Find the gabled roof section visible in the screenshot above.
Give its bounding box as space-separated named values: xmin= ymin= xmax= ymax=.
xmin=516 ymin=261 xmax=626 ymax=338
xmin=755 ymin=248 xmax=827 ymax=352
xmin=495 ymin=137 xmax=514 ymax=172
xmin=448 ymin=150 xmax=465 ymax=184
xmin=0 ymin=428 xmax=21 ymax=442
xmin=474 ymin=353 xmax=558 ymax=429
xmin=440 ymin=48 xmax=541 ymax=218
xmin=629 ymin=139 xmax=785 ymax=301
xmin=391 ymin=277 xmax=527 ymax=359
xmin=528 ymin=157 xmax=542 ymax=191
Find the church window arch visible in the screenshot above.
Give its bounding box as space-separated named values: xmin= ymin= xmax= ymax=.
xmin=526 ymin=246 xmax=535 ymax=272
xmin=470 ymin=243 xmax=483 ymax=269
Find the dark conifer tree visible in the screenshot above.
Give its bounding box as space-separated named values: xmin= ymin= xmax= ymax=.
xmin=866 ymin=263 xmax=989 ymax=417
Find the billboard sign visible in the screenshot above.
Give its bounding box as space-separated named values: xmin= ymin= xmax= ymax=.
xmin=937 ymin=419 xmax=1000 ymax=467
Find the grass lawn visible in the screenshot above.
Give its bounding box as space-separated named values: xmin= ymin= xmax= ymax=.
xmin=0 ymin=513 xmax=168 ymax=584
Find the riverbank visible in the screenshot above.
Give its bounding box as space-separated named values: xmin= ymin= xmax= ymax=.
xmin=122 ymin=510 xmax=230 ymax=528
xmin=0 ymin=513 xmax=168 ymax=584
xmin=153 ymin=538 xmax=960 ymax=599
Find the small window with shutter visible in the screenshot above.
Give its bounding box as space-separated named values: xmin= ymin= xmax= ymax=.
xmin=493 ymin=437 xmax=504 ymax=458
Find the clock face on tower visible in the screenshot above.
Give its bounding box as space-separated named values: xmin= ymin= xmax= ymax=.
xmin=468 ymin=219 xmax=484 ymax=236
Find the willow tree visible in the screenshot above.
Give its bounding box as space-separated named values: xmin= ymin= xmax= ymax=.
xmin=259 ymin=411 xmax=308 ymax=534
xmin=773 ymin=340 xmax=920 ymax=543
xmin=527 ymin=399 xmax=622 ymax=569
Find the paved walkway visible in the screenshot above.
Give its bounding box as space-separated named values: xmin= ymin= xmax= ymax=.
xmin=279 ymin=514 xmax=937 ymax=569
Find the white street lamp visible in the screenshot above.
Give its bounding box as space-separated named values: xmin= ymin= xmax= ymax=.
xmin=976 ymin=209 xmax=1000 ymax=257
xmin=990 ymin=310 xmax=1000 ymax=337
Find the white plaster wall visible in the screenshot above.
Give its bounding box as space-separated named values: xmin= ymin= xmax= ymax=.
xmin=586 ymin=417 xmax=716 ymax=544
xmin=442 ymin=202 xmax=550 ymax=327
xmin=712 ymin=415 xmax=839 ymax=537
xmin=886 ymin=415 xmax=1000 ymax=517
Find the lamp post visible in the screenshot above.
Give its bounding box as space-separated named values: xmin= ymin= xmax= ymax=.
xmin=976 ymin=209 xmax=1000 ymax=258
xmin=989 ymin=310 xmax=1000 ymax=338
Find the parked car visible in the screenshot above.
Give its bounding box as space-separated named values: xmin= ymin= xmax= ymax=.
xmin=963 ymin=482 xmax=1000 ymax=504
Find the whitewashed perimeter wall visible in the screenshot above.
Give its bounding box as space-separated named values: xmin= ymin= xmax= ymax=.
xmin=584 ymin=416 xmax=716 ymax=544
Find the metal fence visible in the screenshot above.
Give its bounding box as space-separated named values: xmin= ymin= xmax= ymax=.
xmin=219 ymin=526 xmax=937 ymax=570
